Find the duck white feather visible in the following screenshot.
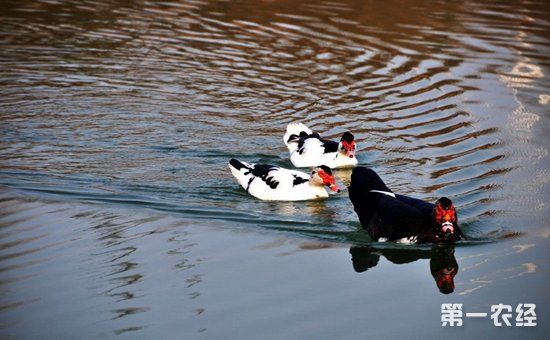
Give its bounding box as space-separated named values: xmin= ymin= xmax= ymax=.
xmin=283 ymin=122 xmax=358 ymax=168
xmin=229 ymin=159 xmax=340 ymax=201
xmin=283 ymin=122 xmax=312 ymax=153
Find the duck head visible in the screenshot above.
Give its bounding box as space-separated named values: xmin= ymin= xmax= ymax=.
xmin=311 ymin=165 xmax=341 ymax=192
xmin=432 ymin=197 xmax=460 ymax=242
xmin=339 ymin=132 xmax=356 ymax=158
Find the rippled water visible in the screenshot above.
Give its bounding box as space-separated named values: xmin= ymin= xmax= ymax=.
xmin=1 ymin=0 xmax=549 ymax=338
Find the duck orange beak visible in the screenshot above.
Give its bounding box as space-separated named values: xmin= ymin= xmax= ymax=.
xmin=324 ymin=174 xmax=341 ymax=192
xmin=317 ymin=167 xmax=340 ymax=192
xmin=329 ymin=183 xmax=341 ymax=193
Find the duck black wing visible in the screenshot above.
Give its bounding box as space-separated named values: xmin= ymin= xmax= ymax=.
xmin=369 ymin=195 xmax=425 ymax=241
xmin=349 ymin=167 xmax=394 ymax=229
xmin=350 ymin=167 xmax=434 ymax=241
xmin=395 ymin=194 xmax=434 ymax=222
xmin=320 ymin=139 xmax=339 ymax=153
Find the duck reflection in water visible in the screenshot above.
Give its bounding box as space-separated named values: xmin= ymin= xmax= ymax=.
xmin=350 ymin=245 xmax=458 ymax=294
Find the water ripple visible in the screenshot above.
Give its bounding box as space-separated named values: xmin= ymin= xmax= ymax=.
xmin=0 ymin=0 xmax=548 ymax=245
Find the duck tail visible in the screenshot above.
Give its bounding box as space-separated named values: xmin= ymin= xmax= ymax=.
xmin=228 ymin=158 xmax=254 ymax=189
xmin=283 ymin=122 xmax=312 ymax=152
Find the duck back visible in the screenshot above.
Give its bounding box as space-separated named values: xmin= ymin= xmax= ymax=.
xmin=395 ymin=194 xmax=434 ymax=223
xmin=349 ymin=167 xmax=436 ymax=242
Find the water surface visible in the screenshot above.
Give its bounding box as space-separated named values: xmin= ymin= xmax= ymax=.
xmin=0 ymin=0 xmax=549 ymax=338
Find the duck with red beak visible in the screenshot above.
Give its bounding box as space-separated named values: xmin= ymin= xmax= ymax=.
xmin=283 ymin=122 xmax=359 ymax=168
xmin=229 ymin=159 xmax=340 ymax=201
xmin=349 ymin=167 xmax=464 ymax=244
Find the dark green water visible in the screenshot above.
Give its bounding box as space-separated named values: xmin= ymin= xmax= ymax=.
xmin=0 ymin=0 xmax=548 ymax=338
